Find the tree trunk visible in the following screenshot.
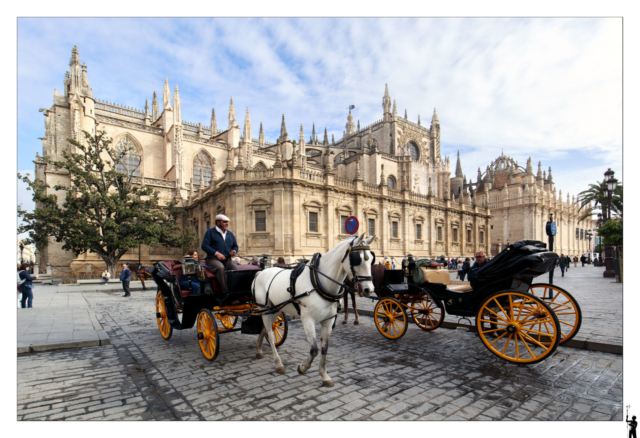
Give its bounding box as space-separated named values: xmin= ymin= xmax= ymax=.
xmin=104 ymin=257 xmax=119 ymax=279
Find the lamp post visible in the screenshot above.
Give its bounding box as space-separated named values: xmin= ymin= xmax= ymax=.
xmin=585 ymin=230 xmax=593 ymax=262
xmin=602 ymin=169 xmax=617 ymax=278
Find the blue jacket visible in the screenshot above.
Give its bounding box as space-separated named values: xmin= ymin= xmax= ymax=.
xmin=202 ymin=228 xmax=239 ymax=259
xmin=119 ymin=268 xmax=131 ymax=282
xmin=19 ymin=270 xmax=37 ymax=287
xmin=467 ymin=261 xmax=487 ymax=283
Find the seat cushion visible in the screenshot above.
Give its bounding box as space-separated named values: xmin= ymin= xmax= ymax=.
xmin=448 ymin=281 xmax=473 ymax=292
xmin=422 ymin=268 xmax=451 ymax=285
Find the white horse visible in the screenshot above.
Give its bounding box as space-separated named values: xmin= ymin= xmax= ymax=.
xmin=253 ymin=233 xmax=375 ymax=387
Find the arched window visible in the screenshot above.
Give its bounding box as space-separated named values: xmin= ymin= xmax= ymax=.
xmin=254 ymin=161 xmax=267 ymax=170
xmin=115 ymin=136 xmax=141 ymax=176
xmin=407 ymin=142 xmax=420 ymax=161
xmin=387 ymin=175 xmax=396 ymax=189
xmin=193 ymin=151 xmax=213 ymax=186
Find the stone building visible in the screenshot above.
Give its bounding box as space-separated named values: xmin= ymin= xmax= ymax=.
xmin=35 ymin=47 xmax=495 ymax=276
xmin=456 ymin=152 xmax=596 ymax=257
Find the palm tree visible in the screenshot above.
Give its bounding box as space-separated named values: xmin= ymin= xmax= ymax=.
xmin=577 ymin=180 xmax=623 ymax=224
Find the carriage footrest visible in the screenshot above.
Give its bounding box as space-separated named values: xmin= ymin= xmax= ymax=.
xmin=456 ymin=326 xmax=470 ymax=332
xmin=456 ymin=317 xmax=473 ymax=332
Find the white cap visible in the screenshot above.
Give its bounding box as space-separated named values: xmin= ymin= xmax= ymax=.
xmin=215 ymin=214 xmax=230 ymax=222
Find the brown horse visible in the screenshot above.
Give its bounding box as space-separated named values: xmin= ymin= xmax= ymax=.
xmin=128 ymin=264 xmax=152 ymax=290
xmin=341 ymin=279 xmax=360 ymax=325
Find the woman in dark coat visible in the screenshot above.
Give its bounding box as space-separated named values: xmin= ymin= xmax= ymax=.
xmin=18 ymin=263 xmax=38 ymax=308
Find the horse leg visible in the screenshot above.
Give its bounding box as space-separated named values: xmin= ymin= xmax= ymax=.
xmin=342 ymin=291 xmax=349 ymax=324
xmin=297 ymin=316 xmax=319 ymax=375
xmin=262 ymin=313 xmax=285 ymax=374
xmin=318 ymin=318 xmax=335 ymax=387
xmin=255 ymin=328 xmax=266 ymax=359
xmin=140 ymin=270 xmax=147 ymax=290
xmin=351 ymin=293 xmax=359 ymax=325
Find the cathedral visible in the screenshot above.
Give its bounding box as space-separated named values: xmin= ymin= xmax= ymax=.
xmin=33 ymin=47 xmax=590 ymax=278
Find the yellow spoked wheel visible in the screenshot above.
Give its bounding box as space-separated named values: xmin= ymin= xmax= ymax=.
xmin=215 ymin=313 xmax=238 ymax=333
xmin=197 ymin=309 xmax=220 ymax=362
xmin=266 ymin=313 xmax=289 ymax=347
xmin=528 ymin=284 xmax=582 ymax=344
xmin=374 ymin=298 xmax=408 ymax=340
xmin=476 ymin=290 xmax=560 ymax=364
xmin=410 ymin=297 xmax=444 ymax=331
xmin=156 ymin=292 xmax=172 ymax=340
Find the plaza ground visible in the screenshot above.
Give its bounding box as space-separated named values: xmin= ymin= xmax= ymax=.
xmin=16 ymin=264 xmax=622 ymax=421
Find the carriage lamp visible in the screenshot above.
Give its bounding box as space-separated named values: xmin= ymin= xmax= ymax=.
xmin=183 ymin=258 xmax=197 ymax=275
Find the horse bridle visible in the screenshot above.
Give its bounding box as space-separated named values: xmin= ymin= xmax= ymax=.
xmin=340 ymin=240 xmax=375 ymax=284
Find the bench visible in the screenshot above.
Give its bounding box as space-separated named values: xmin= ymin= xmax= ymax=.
xmin=421 ymin=267 xmax=473 ymax=292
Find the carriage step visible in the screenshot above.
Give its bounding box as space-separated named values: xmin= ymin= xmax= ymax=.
xmin=456 ymin=326 xmax=470 ymax=332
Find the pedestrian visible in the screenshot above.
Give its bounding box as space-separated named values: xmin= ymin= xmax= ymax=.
xmin=119 ymin=263 xmax=131 ymax=297
xmin=18 ymin=263 xmax=37 ymax=308
xmin=391 ymin=260 xmax=396 ymax=270
xmin=558 ymin=254 xmax=567 ymax=277
xmin=573 ymin=255 xmax=578 ymax=268
xmin=275 ymin=257 xmax=287 ymax=268
xmin=384 ymin=258 xmax=391 ymax=269
xmin=580 ymin=254 xmax=586 ymax=267
xmin=102 ymin=269 xmax=110 ymax=284
xmin=459 ymin=257 xmax=471 ymax=281
xmin=565 ymin=255 xmax=571 ymax=270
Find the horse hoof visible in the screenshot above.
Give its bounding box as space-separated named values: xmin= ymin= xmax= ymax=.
xmin=354 ymin=320 xmax=359 ymax=325
xmin=256 ymin=353 xmax=264 ymax=359
xmin=322 ymin=380 xmax=334 ymax=388
xmin=276 ymin=366 xmax=286 ymax=374
xmin=342 ymin=320 xmax=347 ymax=325
xmin=297 ymin=365 xmax=306 ymax=375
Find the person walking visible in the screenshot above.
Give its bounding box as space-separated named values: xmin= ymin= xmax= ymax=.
xmin=558 ymin=254 xmax=567 ymax=277
xmin=573 ymin=255 xmax=578 ymax=268
xmin=459 ymin=257 xmax=471 ymax=281
xmin=120 ymin=263 xmax=131 ymax=297
xmin=391 ymin=260 xmax=396 ymax=270
xmin=102 ymin=269 xmax=110 ymax=284
xmin=18 ymin=263 xmax=37 ymax=308
xmin=580 ymin=254 xmax=586 ymax=267
xmin=201 ymin=214 xmax=238 ymax=294
xmin=565 ymin=255 xmax=571 ymax=271
xmin=384 ymin=258 xmax=391 ymax=269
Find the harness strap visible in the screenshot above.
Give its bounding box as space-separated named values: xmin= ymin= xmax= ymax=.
xmin=309 ymin=253 xmax=345 ymax=302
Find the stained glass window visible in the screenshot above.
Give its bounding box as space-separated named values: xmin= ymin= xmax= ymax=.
xmin=115 ymin=136 xmax=141 ymax=176
xmin=407 ymin=142 xmax=420 ymax=161
xmin=194 ymin=151 xmax=213 ymax=186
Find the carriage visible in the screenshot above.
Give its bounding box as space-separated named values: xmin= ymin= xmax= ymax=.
xmin=370 ymin=240 xmax=582 ymax=364
xmin=151 ymin=258 xmax=289 ymax=362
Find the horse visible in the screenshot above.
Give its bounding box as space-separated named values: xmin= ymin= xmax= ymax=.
xmin=341 ymin=288 xmax=359 ymax=325
xmin=252 ymin=233 xmax=375 ymax=387
xmin=128 ymin=264 xmax=152 ymax=290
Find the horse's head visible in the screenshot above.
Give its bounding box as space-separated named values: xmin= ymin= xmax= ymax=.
xmin=341 ymin=233 xmax=376 ymax=298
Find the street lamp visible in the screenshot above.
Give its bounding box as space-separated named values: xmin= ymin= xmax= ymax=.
xmin=602 ymin=169 xmax=617 ymax=278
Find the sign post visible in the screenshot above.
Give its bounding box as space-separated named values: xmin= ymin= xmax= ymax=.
xmin=345 ymin=216 xmax=359 ymax=235
xmin=545 ymin=214 xmax=557 ymax=291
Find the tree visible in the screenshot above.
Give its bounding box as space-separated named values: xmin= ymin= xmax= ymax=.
xmin=576 ymin=179 xmax=623 ymax=224
xmin=18 ymin=130 xmax=197 ymax=276
xmin=598 ymin=217 xmax=622 ymax=247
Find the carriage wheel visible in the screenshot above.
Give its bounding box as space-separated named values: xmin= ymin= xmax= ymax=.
xmin=410 ymin=297 xmax=444 ymax=331
xmin=197 ymin=309 xmax=220 ymax=362
xmin=374 ymin=298 xmax=408 ymax=340
xmin=528 ymin=284 xmax=582 ymax=344
xmin=215 ymin=313 xmax=238 ymax=333
xmin=476 ymin=290 xmax=560 ymax=364
xmin=266 ymin=313 xmax=289 ymax=347
xmin=156 ymin=291 xmax=172 ymax=340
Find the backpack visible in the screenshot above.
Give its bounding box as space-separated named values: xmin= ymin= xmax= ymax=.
xmin=462 ymin=261 xmax=470 ymax=271
xmin=17 ymin=271 xmax=26 ymax=287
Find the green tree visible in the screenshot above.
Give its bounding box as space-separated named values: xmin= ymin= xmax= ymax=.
xmin=18 ymin=130 xmax=197 ymax=276
xmin=576 ymin=179 xmax=623 ymax=224
xmin=597 ymin=217 xmax=622 ymax=246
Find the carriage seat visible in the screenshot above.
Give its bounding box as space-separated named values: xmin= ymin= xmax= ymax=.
xmin=421 ymin=267 xmax=472 ymax=292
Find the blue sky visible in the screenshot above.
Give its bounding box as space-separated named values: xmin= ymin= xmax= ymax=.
xmin=17 ymin=17 xmax=622 ymax=214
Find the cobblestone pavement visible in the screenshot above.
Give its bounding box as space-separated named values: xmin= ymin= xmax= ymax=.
xmin=17 ymin=289 xmax=622 ymax=421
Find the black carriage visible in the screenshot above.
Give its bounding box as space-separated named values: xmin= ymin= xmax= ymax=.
xmin=370 ymin=240 xmax=582 ymax=364
xmin=151 ymin=258 xmax=288 ymax=361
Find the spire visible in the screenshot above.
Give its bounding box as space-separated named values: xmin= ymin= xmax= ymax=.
xmin=548 ymin=167 xmax=553 ymax=182
xmin=172 ymin=85 xmax=181 ymax=124
xmin=380 ymin=164 xmax=385 ymax=185
xmin=392 ymin=99 xmax=397 ymax=120
xmin=543 ymin=170 xmax=547 ymax=181
xmin=274 ymin=144 xmax=283 ymax=168
xmin=526 ymin=157 xmax=533 ymax=174
xmin=537 ymin=161 xmax=543 ymax=179
xmin=418 ymin=115 xmax=421 ymax=126
xmin=311 ymin=123 xmax=316 ymax=144
xmin=144 ymin=99 xmax=149 ymax=116
xmin=382 ymin=83 xmax=391 ymax=116
xmin=299 ymin=123 xmax=304 ymax=144
xmin=226 ymin=145 xmax=234 ymax=171
xmin=152 ymin=92 xmax=159 ymax=121
xmin=243 ymin=107 xmax=251 ymax=144
xmin=210 ymin=108 xmax=217 ymax=135
xmin=69 ymin=45 xmax=80 ymax=67
xmin=323 ymin=128 xmax=329 ymax=146
xmin=432 ymin=108 xmax=439 ymax=123
xmin=357 ymin=120 xmax=360 ymax=131
xmin=455 ymin=151 xmax=463 ymax=177
xmin=404 ymin=109 xmax=408 ymax=120
xmin=346 ymin=111 xmax=355 ymax=135
xmin=332 ymin=134 xmax=335 ymax=145
xmin=279 ymin=114 xmax=289 ymax=143
xmin=229 ymin=97 xmax=237 ymax=128
xmin=163 ymin=78 xmax=171 ymax=110
xmin=259 ymin=122 xmax=264 ymax=147
xmin=477 ymin=167 xmax=483 ymax=182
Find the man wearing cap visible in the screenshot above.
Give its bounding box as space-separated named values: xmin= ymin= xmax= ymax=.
xmin=201 ymin=214 xmax=238 ymax=293
xmin=467 ymin=251 xmax=488 ymax=283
